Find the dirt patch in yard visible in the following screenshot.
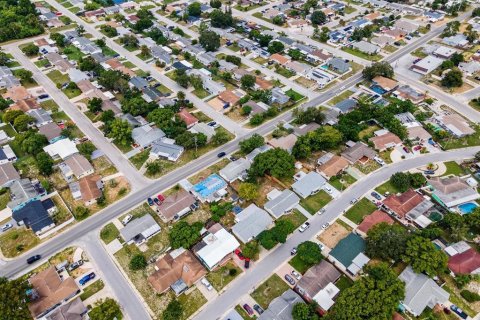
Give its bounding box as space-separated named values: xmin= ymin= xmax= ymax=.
xmin=104 ymin=177 xmax=130 ymax=203
xmin=317 ymin=222 xmax=350 ymax=249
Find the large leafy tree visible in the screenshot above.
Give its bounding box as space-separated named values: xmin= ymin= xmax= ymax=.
xmin=163 ymin=300 xmax=183 ymax=320
xmin=169 ymin=221 xmax=203 ymax=249
xmin=330 ymin=263 xmax=405 ymax=320
xmin=187 ymin=2 xmax=202 ymax=16
xmin=403 ymin=235 xmax=448 ymax=276
xmin=36 ymin=152 xmax=54 ymax=176
xmin=296 ymin=241 xmax=323 ymax=265
xmin=199 ymin=30 xmax=220 ymax=52
xmin=366 ymin=223 xmax=410 ymax=261
xmin=89 ymin=298 xmax=122 ymax=320
xmin=441 ymin=68 xmax=463 ymax=88
xmin=0 ymin=277 xmax=31 ymax=320
xmin=249 ymin=148 xmax=295 ymax=179
xmin=238 ymin=182 xmax=259 ymax=201
xmin=292 ymin=302 xmax=319 ymax=320
xmin=108 ymin=118 xmax=132 ymax=146
xmin=210 ymin=9 xmax=234 ymax=28
xmin=310 ymin=10 xmax=327 ymax=25
xmin=0 ymin=0 xmax=44 ymax=43
xmin=362 ymin=61 xmax=394 ymax=81
xmin=21 ymin=132 xmax=48 ymax=155
xmin=239 ymin=134 xmax=264 ymax=154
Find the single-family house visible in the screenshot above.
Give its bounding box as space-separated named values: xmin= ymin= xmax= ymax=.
xmin=0 ymin=144 xmax=17 ymax=164
xmin=132 ymin=125 xmax=166 ymax=149
xmin=255 ymin=77 xmax=274 ymax=91
xmin=268 ymin=134 xmax=297 ymax=153
xmin=411 ymin=55 xmax=443 ymax=75
xmin=383 ymin=189 xmax=435 ymax=227
xmin=394 ymin=19 xmax=418 ymax=33
xmin=442 ymin=34 xmax=469 ymax=48
xmin=0 ymin=66 xmax=20 ymax=88
xmin=151 ymin=141 xmax=184 ymax=162
xmin=459 ymin=61 xmax=480 ymax=76
xmin=392 ymin=85 xmax=425 ymax=104
xmin=8 ymin=179 xmax=42 ymax=211
xmin=27 ymin=266 xmax=80 ymax=318
xmin=295 ymin=260 xmax=341 ymax=311
xmin=246 ymin=145 xmax=272 ymax=162
xmin=193 ymin=223 xmax=240 ymax=270
xmin=27 ymin=108 xmax=53 ymax=127
xmin=351 ymin=41 xmax=380 ymax=55
xmin=218 ymin=89 xmax=245 ymax=107
xmin=270 ymin=53 xmax=290 ymax=65
xmin=428 ymin=176 xmax=480 ymax=208
xmin=264 ymin=189 xmax=300 ymax=219
xmin=424 ymin=11 xmax=444 ymax=22
xmin=435 ymin=114 xmax=474 ymax=137
xmin=196 ymin=52 xmax=216 ymax=66
xmin=0 ymin=162 xmax=20 ymax=187
xmin=258 ymin=289 xmax=304 ymax=320
xmin=292 ymin=171 xmax=327 ymax=199
xmin=334 ymin=98 xmax=357 ymax=114
xmin=328 ymin=233 xmax=370 ymax=275
xmin=38 ymin=123 xmax=62 ymax=143
xmin=60 ymin=154 xmax=94 ymax=181
xmin=232 ymin=204 xmax=273 ymax=243
xmin=148 ymin=248 xmax=207 ymax=295
xmin=67 ymin=69 xmax=89 ymax=83
xmin=191 ymin=174 xmax=227 ymax=203
xmin=368 ymin=130 xmax=402 ymax=151
xmin=356 ymin=210 xmax=394 ymax=236
xmin=371 ymin=35 xmax=395 ymax=48
xmin=157 ymin=189 xmax=196 ymax=222
xmin=4 ymin=85 xmax=31 ymax=102
xmin=78 ymin=175 xmax=103 ymax=206
xmin=190 ymin=123 xmax=215 ymax=142
xmin=341 ymin=142 xmax=376 ymax=164
xmin=317 ymin=154 xmax=349 ymax=179
xmin=43 ymin=139 xmax=78 ymax=160
xmin=12 ymin=200 xmax=55 ymax=236
xmin=448 ymin=248 xmax=480 ymax=275
xmin=219 ymin=158 xmax=250 ymax=183
xmin=270 ymin=87 xmax=290 ymax=105
xmin=433 ymin=45 xmax=457 ymax=59
xmin=371 ymin=76 xmax=399 ymax=92
xmin=399 ymin=266 xmax=449 ymax=316
xmin=120 ymin=214 xmax=161 ymax=245
xmin=44 ymin=297 xmax=87 ymax=320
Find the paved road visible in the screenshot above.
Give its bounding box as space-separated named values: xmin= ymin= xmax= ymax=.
xmin=194 ymin=146 xmax=480 ymax=320
xmin=460 ymin=85 xmax=480 ymax=101
xmin=4 ymin=45 xmax=148 ymax=190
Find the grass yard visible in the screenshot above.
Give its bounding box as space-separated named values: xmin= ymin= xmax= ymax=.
xmin=354 ymin=160 xmax=381 ymax=174
xmin=35 ymin=59 xmax=50 ymax=68
xmin=411 ymin=48 xmax=428 ymax=58
xmin=442 ymin=161 xmax=465 ymax=176
xmin=177 ymin=288 xmax=207 ymax=320
xmin=342 ymin=47 xmax=382 ymax=61
xmin=440 ymin=126 xmax=480 ymax=150
xmin=335 ymin=275 xmax=354 ymax=291
xmin=62 ymin=87 xmax=81 ymax=99
xmin=79 ymin=279 xmax=105 ymax=301
xmin=277 ymin=209 xmax=307 ymax=229
xmin=383 ymin=45 xmax=398 ymax=53
xmin=285 ymin=89 xmax=304 ymax=102
xmin=130 ymin=150 xmax=150 ymax=169
xmin=294 ymin=76 xmax=317 ymax=88
xmin=252 ymin=56 xmax=268 ymax=65
xmin=205 ymin=261 xmax=242 ymax=291
xmin=1 ymin=123 xmax=17 ymax=138
xmin=113 ymin=139 xmax=133 ymax=153
xmin=251 ymin=274 xmax=290 ymax=309
xmin=344 ymin=197 xmax=377 ymax=224
xmin=375 ymin=180 xmax=401 ymax=196
xmin=123 ymin=61 xmax=136 ymax=69
xmin=100 ymin=223 xmax=119 ymax=244
xmin=275 ymin=66 xmax=296 ymax=78
xmin=62 ymin=45 xmax=84 ymax=61
xmin=0 ymin=228 xmax=40 ymax=258
xmin=235 ymin=305 xmax=257 ymax=320
xmin=47 ymin=70 xmax=70 ymax=86
xmin=299 ymin=190 xmax=332 ymax=214
xmin=193 ymin=87 xmax=210 ymax=99
xmin=328 ymin=90 xmax=354 ymax=106
xmin=0 ymin=190 xmax=10 ymax=210
xmin=344 ymin=6 xmax=356 ymax=13
xmin=289 ymin=255 xmax=318 ymax=274
xmin=102 ymin=47 xmax=117 ymax=57
xmin=40 ymin=99 xmax=59 ymax=111
xmin=329 ymin=173 xmax=356 ymax=191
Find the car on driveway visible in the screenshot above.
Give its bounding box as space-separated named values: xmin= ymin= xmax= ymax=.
xmin=253 ymin=304 xmax=264 ymax=315
xmin=234 ymin=249 xmax=245 ymax=260
xmin=147 ymin=197 xmax=154 ymax=206
xmin=79 ymin=272 xmax=95 ymax=286
xmin=244 ymin=258 xmax=250 ymax=269
xmin=153 ymin=198 xmax=161 ymax=206
xmin=299 ymin=222 xmax=310 ymax=232
xmin=284 ymin=274 xmax=295 ymax=285
xmin=370 ymin=192 xmax=381 ymax=200
xmin=291 ymin=270 xmax=301 ymax=280
xmin=291 ymin=247 xmax=297 ymax=255
xmin=201 ymin=278 xmax=213 ymax=291
xmin=243 ymin=304 xmax=254 ymax=316
xmin=157 ymin=194 xmax=165 ymax=202
xmin=68 ymin=260 xmax=84 ymax=272
xmin=1 ymin=223 xmax=13 ymax=232
xmin=122 ymin=214 xmax=133 ymax=225
xmin=450 ymin=305 xmax=468 ymax=319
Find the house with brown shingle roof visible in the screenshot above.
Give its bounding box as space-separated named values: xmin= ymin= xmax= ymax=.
xmin=218 ymin=89 xmax=245 ymax=107
xmin=39 ymin=122 xmax=62 ymax=143
xmin=448 ymin=248 xmax=480 ymax=274
xmin=255 ymin=77 xmax=274 ymax=90
xmin=10 ymin=98 xmax=40 ymax=112
xmin=148 ymin=248 xmax=207 ymax=295
xmin=369 ymin=131 xmax=402 ymax=151
xmin=356 ymin=210 xmax=394 ymax=235
xmin=62 ymin=154 xmax=94 ymax=180
xmin=0 ymin=162 xmax=20 ymax=187
xmin=316 ymin=154 xmax=349 ymax=179
xmin=157 ymin=189 xmax=196 ymax=222
xmin=428 ymin=176 xmax=480 ymax=208
xmin=78 ymin=174 xmax=103 ymax=205
xmin=4 ymin=85 xmax=31 ymax=102
xmin=28 ymin=266 xmax=80 ymax=318
xmin=270 ymin=53 xmax=290 ymax=65
xmin=372 ymin=76 xmax=399 ymax=92
xmin=382 ymin=189 xmax=434 ymax=227
xmin=268 ymin=134 xmax=298 ymax=153
xmin=177 ymin=109 xmax=198 ymax=128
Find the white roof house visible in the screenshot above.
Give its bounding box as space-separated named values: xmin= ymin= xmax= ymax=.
xmin=411 ymin=55 xmax=443 ymax=75
xmin=195 ymin=224 xmax=240 ymax=270
xmin=292 ymin=172 xmax=327 ymax=199
xmin=151 ymin=140 xmax=184 ymax=162
xmin=219 ymin=158 xmax=250 ymax=183
xmin=232 ymin=204 xmax=273 ymax=243
xmin=120 ymin=214 xmax=161 ymax=245
xmin=190 ymin=123 xmax=215 ymax=142
xmin=43 ymin=139 xmax=78 ymax=160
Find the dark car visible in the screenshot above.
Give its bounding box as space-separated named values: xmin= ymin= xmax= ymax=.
xmin=284 ymin=274 xmax=295 ymax=285
xmin=253 ymin=304 xmax=264 ymax=315
xmin=243 ymin=304 xmax=254 ymax=316
xmin=235 ymin=249 xmax=245 ymax=260
xmin=79 ymin=272 xmax=96 ymax=286
xmin=27 ymin=255 xmax=41 ymax=264
xmin=38 ymin=94 xmax=49 ymax=99
xmin=153 ymin=198 xmax=161 ymax=206
xmin=291 ymin=247 xmax=297 ymax=255
xmin=450 ymin=305 xmax=468 ymax=319
xmin=147 ymin=197 xmax=154 ymax=206
xmin=217 ymin=152 xmax=226 ymax=158
xmin=244 ymin=258 xmax=250 ymax=269
xmin=370 ymin=192 xmax=381 ymax=200
xmin=68 ymin=260 xmax=84 ymax=272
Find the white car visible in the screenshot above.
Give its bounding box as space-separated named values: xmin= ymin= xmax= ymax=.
xmin=318 ymin=208 xmax=326 ymax=215
xmin=201 ymin=278 xmax=213 ymax=291
xmin=321 ymin=223 xmax=330 ymax=230
xmin=122 ymin=214 xmax=133 ymax=225
xmin=324 ymin=186 xmax=332 ymax=194
xmin=1 ymin=223 xmax=12 ymax=232
xmin=299 ymin=222 xmax=310 ymax=233
xmin=291 ymin=270 xmax=301 ymax=280
xmin=374 ymin=157 xmax=386 ymax=166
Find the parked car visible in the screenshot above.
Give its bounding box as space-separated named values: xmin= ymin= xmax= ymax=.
xmin=291 ymin=270 xmax=301 ymax=280
xmin=319 ymin=208 xmax=326 ymax=215
xmin=291 ymin=247 xmax=297 ymax=255
xmin=450 ymin=305 xmax=468 ymax=319
xmin=38 ymin=94 xmax=49 ymax=99
xmin=403 ymin=146 xmax=410 ymax=153
xmin=244 ymin=258 xmax=250 ymax=269
xmin=318 ymin=243 xmax=324 ymax=251
xmin=299 ymin=222 xmax=310 ymax=233
xmin=122 ymin=214 xmax=133 ymax=225
xmin=153 ymin=198 xmax=161 ymax=206
xmin=68 ymin=260 xmax=84 ymax=272
xmin=1 ymin=223 xmax=13 ymax=232
xmin=79 ymin=272 xmax=96 ymax=286
xmin=425 ymin=170 xmax=435 ymax=175
xmin=27 ymin=255 xmax=41 ymax=264
xmin=229 ymin=156 xmax=237 ymax=162
xmin=201 ymin=278 xmax=213 ymax=291
xmin=147 ymin=198 xmax=154 ymax=206
xmin=217 ymin=152 xmax=226 ymax=158
xmin=350 ymin=198 xmax=358 ymax=204
xmin=157 ymin=194 xmax=165 ymax=202
xmin=243 ymin=304 xmax=254 ymax=316
xmin=208 ymin=121 xmax=219 ymax=129
xmin=324 ymin=186 xmax=332 ymax=194
xmin=321 ymin=223 xmax=329 ymax=230
xmin=234 ymin=249 xmax=245 ymax=260
xmin=374 ymin=157 xmax=386 ymax=166
xmin=284 ymin=274 xmax=295 ymax=285
xmin=370 ymin=192 xmax=381 ymax=200
xmin=253 ymin=304 xmax=264 ymax=315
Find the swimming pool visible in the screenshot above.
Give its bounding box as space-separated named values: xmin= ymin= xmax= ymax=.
xmin=370 ymin=85 xmax=387 ymax=95
xmin=458 ymin=202 xmax=478 ymax=215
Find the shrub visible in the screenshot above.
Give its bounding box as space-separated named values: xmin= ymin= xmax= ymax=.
xmin=229 ymin=268 xmax=237 ymax=276
xmin=460 ymin=290 xmax=480 ymax=302
xmin=129 ymin=254 xmax=147 ymax=270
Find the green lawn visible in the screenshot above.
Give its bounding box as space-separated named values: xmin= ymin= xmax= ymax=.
xmin=102 ymin=47 xmax=117 ymax=57
xmin=251 ymin=274 xmax=290 ymax=309
xmin=328 ymin=90 xmax=354 ymax=106
xmin=411 ymin=48 xmax=427 ymax=58
xmin=277 ymin=209 xmax=307 ymax=229
xmin=34 ymin=59 xmax=50 ymax=68
xmin=40 ymin=99 xmax=59 ymax=111
xmin=285 ymin=89 xmax=304 ymax=102
xmin=62 ymin=87 xmax=81 ymax=99
xmin=383 ymin=45 xmax=398 ymax=53
xmin=205 ymin=261 xmax=242 ymax=291
xmin=1 ymin=123 xmax=17 ymax=138
xmin=123 ymin=61 xmax=136 ymax=69
xmin=130 ymin=150 xmax=150 ymax=169
xmin=62 ymin=45 xmax=84 ymax=61
xmin=0 ymin=228 xmax=40 ymax=258
xmin=0 ymin=190 xmax=10 ymax=210
xmin=344 ymin=6 xmax=356 ymax=13
xmin=375 ymin=180 xmax=401 ymax=196
xmin=47 ymin=70 xmax=70 ymax=86
xmin=344 ymin=197 xmax=377 ymax=224
xmin=79 ymin=280 xmax=104 ymax=301
xmin=299 ymin=191 xmax=332 ymax=214
xmin=440 ymin=126 xmax=480 ymax=150
xmin=329 ymin=173 xmax=357 ymax=191
xmin=193 ymin=88 xmax=210 ymax=99
xmin=335 ymin=275 xmax=354 ymax=291
xmin=442 ymin=161 xmax=465 ymax=176
xmin=289 ymin=255 xmax=318 ymax=274
xmin=275 ymin=66 xmax=296 ymax=78
xmin=342 ymin=47 xmax=382 ymax=61
xmin=177 ymin=288 xmax=207 ymax=320
xmin=113 ymin=139 xmax=133 ymax=153
xmin=100 ymin=223 xmax=119 ymax=244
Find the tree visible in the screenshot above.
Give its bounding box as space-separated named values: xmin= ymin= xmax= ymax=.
xmin=362 ymin=61 xmax=394 ymax=80
xmin=239 ymin=134 xmax=264 ymax=153
xmin=0 ymin=98 xmax=11 ymax=111
xmin=210 ymin=9 xmax=234 ymax=28
xmin=163 ymin=300 xmax=183 ymax=320
xmin=249 ymin=148 xmax=295 ymax=179
xmin=21 ymin=132 xmax=48 ymax=155
xmin=175 ymin=131 xmax=207 ymax=149
xmin=390 ymin=172 xmax=411 ymax=192
xmin=100 ymin=24 xmax=118 ymax=37
xmin=210 ymin=0 xmax=222 ymax=8
xmin=330 ymin=263 xmax=405 ymax=320
xmin=403 ymin=235 xmax=448 ymax=276
xmin=225 ymin=55 xmax=241 ymax=66
xmin=89 ymin=298 xmax=122 ymax=320
xmin=140 ymin=45 xmax=150 ymax=58
xmin=272 ymin=15 xmax=284 ymax=25
xmin=87 ymin=97 xmax=103 ymax=113
xmin=98 ymin=70 xmax=130 ymax=93
xmin=0 ymin=0 xmax=44 ymax=43
xmin=108 ymin=118 xmax=132 ymax=146
xmin=146 ymin=161 xmax=162 ymax=176
xmin=3 ymin=110 xmax=23 ymax=124
xmin=238 ymin=182 xmax=259 ymax=201
xmin=240 ymin=74 xmax=256 ymax=89
xmin=188 ymin=2 xmax=202 ymax=16
xmin=366 ymin=223 xmax=410 ymax=261
xmin=293 ymin=107 xmax=325 ymax=124
xmin=296 ymin=241 xmax=323 ymax=265
xmin=147 ymin=108 xmax=174 ymax=129
xmin=268 ymin=41 xmax=285 ymax=54
xmin=310 ymin=10 xmax=327 ymax=25
xmin=13 ymin=114 xmax=34 ymax=132
xmin=199 ymin=30 xmax=220 ymax=51
xmin=76 ymin=25 xmax=85 ymax=35
xmin=0 ymin=277 xmax=31 ymax=320
xmin=78 ymin=142 xmax=96 ymax=160
xmin=242 ymin=240 xmax=259 ymax=259
xmin=15 ymin=69 xmax=33 ymax=83
xmin=473 ymin=7 xmax=480 ymax=17
xmin=120 ymin=34 xmax=139 ymax=48
xmin=21 ymin=43 xmax=39 ymax=56
xmin=175 ymin=69 xmax=191 ymax=88
xmin=129 ymin=254 xmax=147 ymax=270
xmin=169 ymin=221 xmax=203 ymax=249
xmin=292 ymin=303 xmax=319 ymax=320
xmin=36 ymin=152 xmax=53 ymax=176
xmin=211 ymin=130 xmax=229 ymax=145
xmin=50 ymin=32 xmax=66 ymax=47
xmin=79 ymin=56 xmax=100 ymax=72
xmin=441 ymin=68 xmax=463 ymax=88
xmin=450 ymin=52 xmax=464 ymax=66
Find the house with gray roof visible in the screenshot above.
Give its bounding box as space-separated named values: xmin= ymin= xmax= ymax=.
xmin=334 ymin=98 xmax=357 ymax=114
xmin=132 ymin=124 xmax=166 ymax=148
xmin=219 ymin=158 xmax=250 ymax=183
xmin=328 ymin=233 xmax=370 ymax=275
xmin=129 ymin=76 xmax=149 ymax=90
xmin=442 ymin=34 xmax=469 ymax=48
xmin=264 ymin=189 xmax=300 ymax=219
xmin=27 ymin=108 xmax=52 ymax=127
xmin=277 ymin=36 xmax=295 ymax=47
xmin=151 ymin=141 xmax=184 ymax=162
xmin=292 ymin=172 xmax=326 ymax=199
xmin=0 ymin=66 xmax=20 ymax=89
xmin=120 ymin=214 xmax=161 ymax=245
xmin=341 ymin=142 xmax=376 ymax=164
xmin=271 ymin=87 xmax=290 ymax=105
xmin=327 ymin=58 xmax=350 ymax=74
xmin=232 ymin=204 xmax=273 ymax=243
xmin=8 ymin=178 xmax=42 ymax=211
xmin=151 ymin=46 xmax=171 ymax=64
xmin=190 ymin=123 xmax=215 ymax=142
xmin=352 ymin=41 xmax=380 ymax=55
xmin=246 ymin=145 xmax=272 ymax=162
xmin=196 ymin=52 xmax=217 ymax=66
xmin=218 ymin=60 xmax=237 ymax=72
xmin=258 ymin=289 xmax=304 ymax=320
xmin=399 ymin=266 xmax=449 ymax=316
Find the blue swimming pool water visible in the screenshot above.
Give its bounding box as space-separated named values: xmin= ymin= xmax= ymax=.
xmin=458 ymin=202 xmax=478 ymax=214
xmin=113 ymin=0 xmax=125 ymax=4
xmin=370 ymin=85 xmax=387 ymax=95
xmin=193 ymin=174 xmax=226 ymax=198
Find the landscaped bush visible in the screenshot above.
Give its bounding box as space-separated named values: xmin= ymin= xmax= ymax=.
xmin=129 ymin=254 xmax=147 ymax=270
xmin=460 ymin=290 xmax=480 ymax=302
